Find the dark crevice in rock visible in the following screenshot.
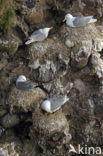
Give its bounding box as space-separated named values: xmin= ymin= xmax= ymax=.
xmin=15 ymin=26 xmax=26 ymax=42
xmin=14 ymin=121 xmax=32 ymax=140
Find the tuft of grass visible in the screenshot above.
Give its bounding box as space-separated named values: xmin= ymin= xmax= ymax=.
xmin=0 ymin=10 xmax=14 ymax=30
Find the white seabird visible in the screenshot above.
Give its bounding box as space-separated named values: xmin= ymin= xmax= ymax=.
xmin=63 ymin=13 xmax=97 ymax=27
xmin=41 ymin=95 xmax=69 ymax=113
xmin=16 ymin=75 xmax=37 ymax=90
xmin=25 ymin=27 xmax=53 ymax=45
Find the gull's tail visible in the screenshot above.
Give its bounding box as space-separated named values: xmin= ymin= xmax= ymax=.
xmin=63 ymin=95 xmax=69 ymax=104
xmin=89 ymin=18 xmax=97 ymax=23
xmin=25 ymin=38 xmax=33 ymax=45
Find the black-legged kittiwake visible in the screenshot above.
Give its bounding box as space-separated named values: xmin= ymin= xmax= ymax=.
xmin=16 ymin=75 xmax=37 ymax=90
xmin=63 ymin=13 xmax=97 ymax=27
xmin=25 ymin=27 xmax=53 ymax=45
xmin=41 ymin=95 xmax=69 ymax=113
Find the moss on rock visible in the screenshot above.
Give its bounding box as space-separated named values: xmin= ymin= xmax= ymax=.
xmin=0 ymin=0 xmax=17 ymax=31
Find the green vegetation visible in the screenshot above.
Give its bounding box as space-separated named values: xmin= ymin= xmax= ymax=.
xmin=13 ymin=53 xmax=21 ymax=61
xmin=0 ymin=0 xmax=17 ymax=31
xmin=0 ymin=10 xmax=14 ymax=30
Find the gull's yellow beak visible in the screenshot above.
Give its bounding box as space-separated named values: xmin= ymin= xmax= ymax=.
xmin=63 ymin=18 xmax=66 ymax=22
xmin=72 ymin=84 xmax=76 ymax=89
xmin=50 ymin=27 xmax=53 ymax=30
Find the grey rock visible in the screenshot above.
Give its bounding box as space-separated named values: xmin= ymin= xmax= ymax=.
xmin=27 ymin=37 xmax=69 ymax=83
xmin=0 ymin=126 xmax=5 ymax=137
xmin=0 ymin=137 xmax=22 ymax=156
xmin=74 ymin=79 xmax=87 ymax=95
xmin=22 ymin=140 xmax=40 ymax=156
xmin=25 ymin=0 xmax=48 ymax=24
xmin=0 ymin=58 xmax=8 ymax=71
xmin=37 ymin=60 xmax=56 ymax=82
xmin=71 ymin=47 xmax=91 ymax=69
xmin=60 ymin=23 xmax=103 ymax=70
xmin=28 ymin=59 xmax=40 ymax=70
xmin=0 ymin=110 xmax=7 ymax=118
xmin=91 ymin=52 xmax=103 ymax=78
xmin=93 ymin=38 xmax=103 ymax=52
xmin=0 ymin=30 xmax=22 ymax=55
xmin=1 ymin=113 xmax=20 ymax=128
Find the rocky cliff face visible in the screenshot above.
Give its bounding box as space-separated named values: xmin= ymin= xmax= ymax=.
xmin=0 ymin=0 xmax=103 ymax=155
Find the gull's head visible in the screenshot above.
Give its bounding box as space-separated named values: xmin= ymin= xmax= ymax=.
xmin=43 ymin=27 xmax=53 ymax=34
xmin=16 ymin=75 xmax=26 ymax=82
xmin=63 ymin=14 xmax=73 ymax=22
xmin=65 ymin=14 xmax=73 ymax=20
xmin=41 ymin=100 xmax=51 ymax=112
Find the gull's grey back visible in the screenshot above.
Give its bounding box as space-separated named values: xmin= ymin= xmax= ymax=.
xmin=49 ymin=96 xmax=68 ymax=112
xmin=73 ymin=16 xmax=93 ymax=27
xmin=16 ymin=81 xmax=36 ymax=90
xmin=29 ymin=29 xmax=46 ymax=41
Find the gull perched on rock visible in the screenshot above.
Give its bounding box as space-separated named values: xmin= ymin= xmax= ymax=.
xmin=63 ymin=13 xmax=97 ymax=27
xmin=16 ymin=75 xmax=37 ymax=90
xmin=41 ymin=95 xmax=69 ymax=113
xmin=25 ymin=27 xmax=53 ymax=45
